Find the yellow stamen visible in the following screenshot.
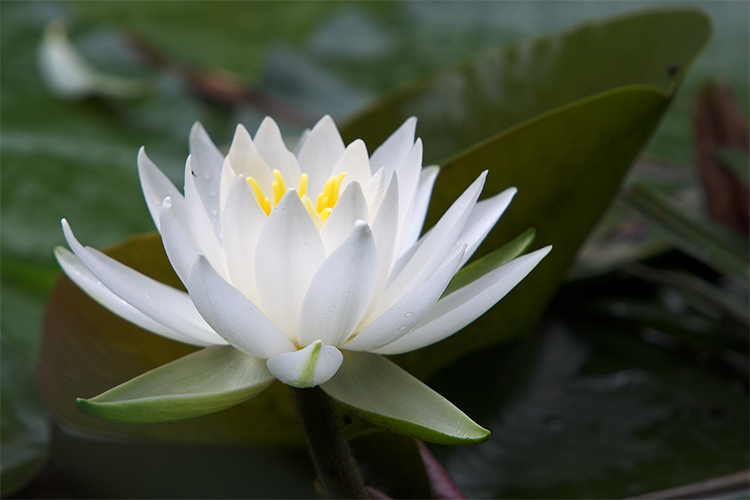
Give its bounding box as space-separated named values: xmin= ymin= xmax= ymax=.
xmin=316 ymin=193 xmax=327 ymax=213
xmin=247 ymin=177 xmax=271 ymax=215
xmin=315 ymin=172 xmax=347 ymax=214
xmin=272 ymin=169 xmax=286 ymax=204
xmin=301 ymin=195 xmax=316 ymax=218
xmin=246 ymin=171 xmax=347 ymax=223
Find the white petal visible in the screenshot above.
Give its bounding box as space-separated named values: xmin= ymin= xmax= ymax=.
xmin=296 ymin=115 xmax=345 ymax=195
xmin=226 ymin=124 xmax=273 ymax=196
xmin=253 ymin=117 xmax=301 ymax=182
xmin=159 ymin=197 xmax=201 ymax=286
xmin=298 ymin=221 xmax=378 ymax=347
xmin=383 ymin=172 xmax=486 ymax=305
xmin=364 ymin=166 xmax=386 ymax=215
xmin=374 ymin=246 xmax=551 ymax=355
xmin=392 ymin=139 xmax=424 ymax=256
xmin=137 ymin=147 xmax=185 ymax=232
xmin=55 ymin=247 xmax=205 ymax=345
xmin=187 ymin=255 xmax=296 ymax=358
xmin=321 ymin=351 xmax=489 ymax=444
xmin=331 ymin=139 xmax=372 ymax=191
xmin=188 ymin=122 xmax=225 ymax=237
xmin=61 ymin=220 xmax=226 ymax=346
xmin=221 ymin=175 xmax=267 ymax=303
xmin=254 ymin=192 xmax=325 ymax=340
xmin=345 ymin=245 xmax=464 ymax=352
xmin=456 ymin=186 xmax=517 ymax=267
xmin=267 ymin=341 xmax=343 ymax=388
xmin=319 ymin=181 xmax=369 ymax=255
xmin=183 ymin=156 xmax=226 ymax=275
xmin=364 ymin=173 xmax=399 ymax=319
xmin=218 ymin=157 xmax=238 ymax=215
xmin=369 ymin=116 xmax=417 ymax=175
xmin=399 ymin=166 xmax=439 ymax=257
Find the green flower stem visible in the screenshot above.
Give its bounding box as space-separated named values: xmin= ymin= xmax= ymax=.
xmin=292 ymin=386 xmax=369 ymax=499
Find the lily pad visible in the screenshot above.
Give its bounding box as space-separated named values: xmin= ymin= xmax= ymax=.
xmin=339 ymin=8 xmax=711 ymax=377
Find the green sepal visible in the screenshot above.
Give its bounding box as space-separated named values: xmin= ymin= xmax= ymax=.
xmin=322 ymin=351 xmax=489 ymax=445
xmin=76 ymin=346 xmax=274 ymax=424
xmin=444 ymin=227 xmax=536 ymax=297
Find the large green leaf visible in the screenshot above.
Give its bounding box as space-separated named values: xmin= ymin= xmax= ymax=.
xmin=391 ymin=88 xmax=673 ymax=377
xmin=341 ymin=8 xmax=711 ymax=164
xmin=338 ymin=9 xmax=711 ymax=377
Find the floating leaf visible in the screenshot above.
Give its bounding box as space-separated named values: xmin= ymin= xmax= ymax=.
xmin=340 ymin=9 xmax=711 ymax=377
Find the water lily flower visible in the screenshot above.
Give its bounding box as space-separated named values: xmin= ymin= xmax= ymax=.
xmin=56 ymin=115 xmax=550 ymax=444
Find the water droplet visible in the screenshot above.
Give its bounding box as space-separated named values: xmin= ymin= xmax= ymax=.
xmin=402 ymin=312 xmax=413 ymax=318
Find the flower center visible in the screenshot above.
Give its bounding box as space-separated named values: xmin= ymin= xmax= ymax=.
xmin=247 ymin=170 xmax=347 ymax=227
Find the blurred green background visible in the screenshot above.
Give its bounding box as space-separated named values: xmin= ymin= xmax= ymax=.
xmin=2 ymin=1 xmax=748 ymax=498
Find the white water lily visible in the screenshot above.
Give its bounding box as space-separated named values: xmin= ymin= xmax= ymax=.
xmin=56 ymin=115 xmax=550 ymax=444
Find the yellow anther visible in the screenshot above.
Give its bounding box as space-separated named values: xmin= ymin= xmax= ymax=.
xmin=247 ymin=177 xmax=271 ymax=215
xmin=272 ymin=170 xmax=286 ymax=204
xmin=246 ymin=171 xmax=346 ymax=223
xmin=316 ymin=193 xmax=327 ymax=213
xmin=316 ymin=172 xmax=347 ymax=214
xmin=301 ymin=195 xmax=317 ymax=220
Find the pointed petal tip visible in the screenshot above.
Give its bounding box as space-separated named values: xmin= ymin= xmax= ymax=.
xmin=354 ymin=219 xmax=370 ymax=231
xmin=61 ymin=218 xmax=77 ymax=246
xmin=189 ymin=121 xmax=205 ymax=135
xmin=136 ymin=146 xmax=154 ymax=170
xmin=321 ymin=352 xmax=491 ymax=444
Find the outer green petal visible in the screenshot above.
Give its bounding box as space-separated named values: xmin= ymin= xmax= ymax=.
xmin=321 ymin=351 xmax=489 ymax=445
xmin=76 ymin=346 xmax=275 ymax=424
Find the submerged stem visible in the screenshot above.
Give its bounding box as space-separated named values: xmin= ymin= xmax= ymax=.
xmin=291 ymin=386 xmax=369 ymax=499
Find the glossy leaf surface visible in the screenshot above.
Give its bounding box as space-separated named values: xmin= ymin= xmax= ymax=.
xmin=338 ymin=9 xmax=711 ymax=377
xmin=341 ymin=9 xmax=711 ymax=164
